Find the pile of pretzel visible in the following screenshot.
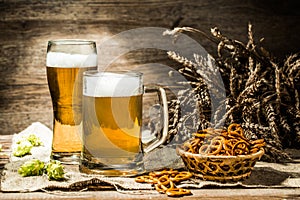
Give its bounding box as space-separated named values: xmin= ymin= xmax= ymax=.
xmin=135 ymin=169 xmax=193 ymax=197
xmin=183 ymin=123 xmax=265 ymax=156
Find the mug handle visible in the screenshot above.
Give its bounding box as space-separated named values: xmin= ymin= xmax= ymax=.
xmin=143 ymin=85 xmax=169 ymax=153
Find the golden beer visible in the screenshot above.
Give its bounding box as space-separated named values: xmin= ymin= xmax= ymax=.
xmin=47 ymin=66 xmax=96 ymax=153
xmin=46 ymin=40 xmax=97 ymax=163
xmin=81 ymin=95 xmax=143 ymax=165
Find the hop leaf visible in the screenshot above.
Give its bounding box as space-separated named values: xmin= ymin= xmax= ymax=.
xmin=13 ymin=140 xmax=33 ymax=157
xmin=45 ymin=160 xmax=65 ymax=180
xmin=18 ymin=159 xmax=45 ymax=177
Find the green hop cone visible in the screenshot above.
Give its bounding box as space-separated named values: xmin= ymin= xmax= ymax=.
xmin=13 ymin=140 xmax=33 ymax=157
xmin=0 ymin=144 xmax=2 ymax=152
xmin=45 ymin=160 xmax=65 ymax=180
xmin=26 ymin=134 xmax=43 ymax=146
xmin=18 ymin=159 xmax=45 ymax=177
xmin=17 ymin=134 xmax=43 ymax=147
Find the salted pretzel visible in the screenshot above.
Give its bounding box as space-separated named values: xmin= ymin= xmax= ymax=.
xmin=135 ymin=169 xmax=193 ymax=197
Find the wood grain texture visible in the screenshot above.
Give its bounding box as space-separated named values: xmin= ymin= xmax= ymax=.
xmin=0 ymin=0 xmax=299 ymax=135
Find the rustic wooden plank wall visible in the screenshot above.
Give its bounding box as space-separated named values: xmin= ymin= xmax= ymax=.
xmin=0 ymin=0 xmax=299 ymax=135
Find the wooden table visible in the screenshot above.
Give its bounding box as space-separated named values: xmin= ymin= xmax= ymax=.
xmin=1 ymin=188 xmax=300 ymax=200
xmin=1 ymin=134 xmax=300 ymax=200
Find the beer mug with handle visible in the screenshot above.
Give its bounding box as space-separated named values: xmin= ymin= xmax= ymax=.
xmin=80 ymin=70 xmax=169 ymax=176
xmin=46 ymin=40 xmax=97 ymax=163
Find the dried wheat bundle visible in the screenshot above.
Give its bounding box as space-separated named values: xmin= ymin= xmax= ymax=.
xmin=164 ymin=24 xmax=300 ymax=162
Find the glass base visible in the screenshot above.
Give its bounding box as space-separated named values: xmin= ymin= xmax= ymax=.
xmin=79 ymin=158 xmax=145 ymax=177
xmin=51 ymin=152 xmax=81 ymax=164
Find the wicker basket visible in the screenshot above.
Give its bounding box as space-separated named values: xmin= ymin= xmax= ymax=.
xmin=176 ymin=145 xmax=264 ymax=183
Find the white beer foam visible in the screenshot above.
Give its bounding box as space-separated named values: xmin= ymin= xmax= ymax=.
xmin=84 ymin=72 xmax=142 ymax=97
xmin=46 ymin=52 xmax=97 ymax=67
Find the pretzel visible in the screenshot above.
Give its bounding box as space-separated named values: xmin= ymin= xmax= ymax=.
xmin=155 ymin=175 xmax=175 ymax=193
xmin=169 ymin=171 xmax=193 ymax=183
xmin=228 ymin=123 xmax=244 ymax=136
xmin=250 ymin=139 xmax=265 ymax=145
xmin=149 ymin=169 xmax=178 ymax=177
xmin=135 ymin=169 xmax=193 ymax=197
xmin=134 ymin=175 xmax=158 ymax=184
xmin=166 ymin=188 xmax=192 ymax=197
xmin=232 ymin=140 xmax=250 ymax=155
xmin=209 ymin=136 xmax=225 ymax=155
xmin=183 ymin=123 xmax=265 ymax=156
xmin=250 ymin=139 xmax=266 ymax=153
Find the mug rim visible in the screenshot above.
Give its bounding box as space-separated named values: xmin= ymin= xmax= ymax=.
xmin=83 ymin=70 xmax=143 ymax=78
xmin=48 ymin=39 xmax=96 ymax=46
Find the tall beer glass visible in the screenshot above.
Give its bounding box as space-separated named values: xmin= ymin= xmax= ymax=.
xmin=80 ymin=71 xmax=169 ymax=176
xmin=46 ymin=40 xmax=97 ymax=163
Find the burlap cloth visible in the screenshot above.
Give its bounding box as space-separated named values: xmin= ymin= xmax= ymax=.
xmin=1 ymin=122 xmax=300 ymax=192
